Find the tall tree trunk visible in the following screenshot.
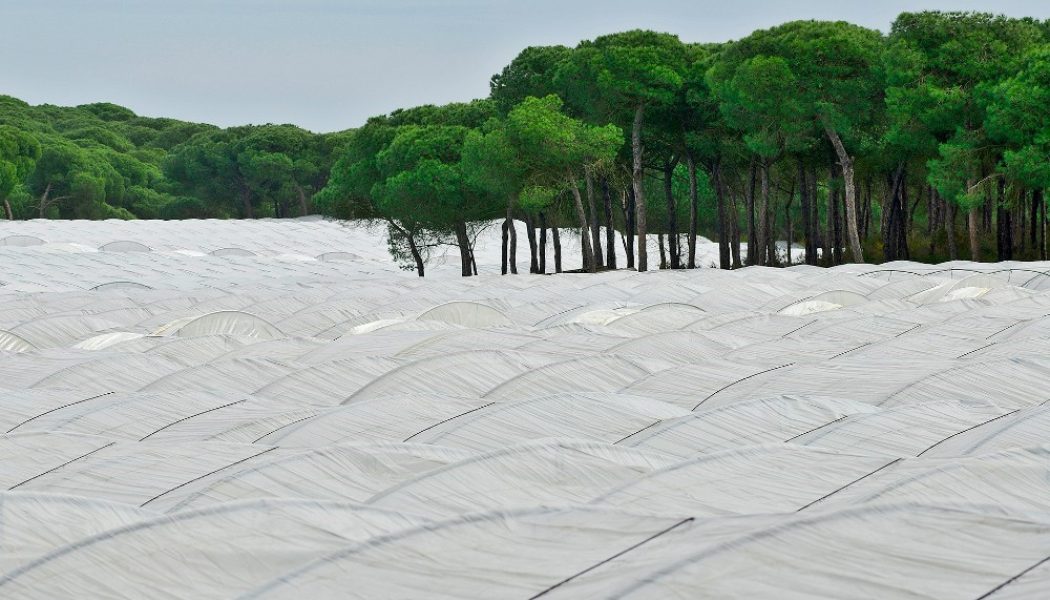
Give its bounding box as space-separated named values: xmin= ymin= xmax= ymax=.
xmin=585 ymin=171 xmax=604 ymax=270
xmin=767 ymin=184 xmax=777 ymax=265
xmin=501 ymin=220 xmax=510 ymax=275
xmin=799 ymin=163 xmax=815 ymax=265
xmin=729 ymin=180 xmax=743 ymax=268
xmin=808 ymin=167 xmax=820 ymax=265
xmin=454 ymin=221 xmax=473 ymax=277
xmin=927 ymin=185 xmax=936 ymax=259
xmin=1001 ymin=178 xmax=1013 ymax=261
xmin=241 ymin=186 xmax=254 ymax=219
xmin=663 ymin=159 xmax=680 ymax=268
xmin=407 ymin=232 xmax=425 ymax=277
xmin=524 ymin=213 xmax=539 ymax=274
xmin=785 ymin=179 xmax=794 ymax=266
xmin=507 ymin=196 xmax=518 ymax=274
xmin=3 ymin=198 xmax=12 ymax=220
xmin=631 ymin=104 xmax=648 ymax=272
xmin=388 ymin=219 xmax=424 ymax=277
xmin=944 ymin=196 xmax=958 ymax=261
xmin=552 ymin=225 xmax=563 ymax=273
xmin=658 ymin=234 xmax=667 ymax=269
xmin=537 ymin=212 xmax=547 ymax=274
xmin=714 ymin=162 xmax=731 ymax=270
xmin=625 ymin=185 xmax=636 ymax=269
xmin=968 ymin=207 xmax=980 ymax=262
xmin=602 ymin=176 xmax=617 ymax=269
xmin=569 ymin=177 xmax=596 ymax=273
xmin=883 ymin=164 xmax=908 ymax=262
xmin=746 ymin=162 xmax=757 ymax=265
xmin=823 ymin=174 xmax=833 ymax=266
xmin=756 ymin=162 xmax=770 ymax=266
xmin=294 ymin=183 xmax=310 ymax=216
xmin=1030 ymin=188 xmax=1039 ymax=250
xmin=686 ymin=154 xmax=700 ymax=269
xmin=1040 ymin=189 xmax=1047 ymax=261
xmin=831 ymin=164 xmax=843 ymax=265
xmin=798 ymin=162 xmax=809 ymax=264
xmin=823 ymin=122 xmax=864 ymax=263
xmin=862 ymin=179 xmax=873 ymax=240
xmin=39 ymin=182 xmax=51 ymax=218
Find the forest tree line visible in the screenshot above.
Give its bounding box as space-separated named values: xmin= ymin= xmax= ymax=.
xmin=3 ymin=11 xmax=1050 ymax=275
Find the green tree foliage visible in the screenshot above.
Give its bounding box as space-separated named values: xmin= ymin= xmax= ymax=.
xmin=5 ymin=10 xmax=1050 ymax=275
xmin=0 ymin=94 xmax=344 ymax=220
xmin=0 ymin=125 xmax=41 ymax=219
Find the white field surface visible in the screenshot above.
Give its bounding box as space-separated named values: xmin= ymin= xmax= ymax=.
xmin=1 ymin=218 xmax=1050 ymax=599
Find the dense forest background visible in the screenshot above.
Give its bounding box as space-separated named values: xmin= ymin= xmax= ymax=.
xmin=3 ymin=11 xmax=1050 ymax=274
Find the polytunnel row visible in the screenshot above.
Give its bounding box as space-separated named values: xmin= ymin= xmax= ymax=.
xmin=3 ymin=220 xmax=1050 ymax=598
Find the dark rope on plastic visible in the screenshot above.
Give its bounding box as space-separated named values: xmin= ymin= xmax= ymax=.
xmin=139 ymin=446 xmax=277 ymax=507
xmin=973 ymin=553 xmax=1050 ymax=599
xmin=613 ymin=419 xmax=663 ymax=446
xmin=402 ymin=402 xmax=495 ymax=442
xmin=8 ymin=442 xmax=116 ymax=490
xmin=794 ymin=458 xmax=902 ymax=512
xmin=915 ymin=410 xmax=1021 ymax=457
xmin=692 ymin=363 xmax=794 ymax=410
xmin=138 ymin=398 xmax=246 ymax=441
xmin=783 ymin=415 xmax=849 ymax=443
xmin=6 ymin=391 xmax=115 ymax=433
xmin=528 ymin=517 xmax=695 ymax=599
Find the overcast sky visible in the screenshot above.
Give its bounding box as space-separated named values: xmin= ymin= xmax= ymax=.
xmin=3 ymin=1 xmax=1049 ymax=132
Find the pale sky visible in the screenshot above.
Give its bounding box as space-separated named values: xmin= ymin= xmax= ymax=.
xmin=2 ymin=0 xmax=1048 ymax=132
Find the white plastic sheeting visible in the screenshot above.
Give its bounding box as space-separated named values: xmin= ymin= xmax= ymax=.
xmin=2 ymin=218 xmax=1050 ymax=598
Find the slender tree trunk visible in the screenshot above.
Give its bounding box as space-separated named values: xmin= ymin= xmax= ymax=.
xmin=585 ymin=171 xmax=603 ymax=270
xmin=407 ymin=233 xmax=425 ymax=277
xmin=823 ymin=122 xmax=864 ymax=263
xmin=241 ymin=186 xmax=254 ymax=219
xmin=39 ymin=183 xmax=51 ymax=218
xmin=831 ymin=164 xmax=843 ymax=265
xmin=799 ymin=163 xmax=815 ymax=265
xmin=602 ymin=176 xmax=616 ymax=269
xmin=883 ymin=164 xmax=908 ymax=262
xmin=501 ymin=220 xmax=509 ymax=275
xmin=927 ymin=185 xmax=936 ymax=259
xmin=631 ymin=104 xmax=648 ymax=271
xmin=538 ymin=212 xmax=547 ymax=274
xmin=507 ymin=196 xmax=518 ymax=274
xmin=944 ymin=198 xmax=958 ymax=261
xmin=746 ymin=162 xmax=757 ymax=265
xmin=1030 ymin=189 xmax=1039 ymax=250
xmin=767 ymin=184 xmax=777 ymax=265
xmin=756 ymin=162 xmax=770 ymax=266
xmin=1002 ymin=178 xmax=1013 ymax=261
xmin=454 ymin=221 xmax=473 ymax=277
xmin=625 ymin=185 xmax=636 ymax=269
xmin=862 ymin=179 xmax=873 ymax=240
xmin=388 ymin=219 xmax=425 ymax=277
xmin=523 ymin=213 xmax=538 ymax=273
xmin=658 ymin=234 xmax=667 ymax=269
xmin=714 ymin=162 xmax=731 ymax=270
xmin=968 ymin=207 xmax=980 ymax=262
xmin=552 ymin=224 xmax=562 ymax=273
xmin=3 ymin=198 xmax=12 ymax=220
xmin=808 ymin=167 xmax=820 ymax=264
xmin=292 ymin=183 xmax=309 ymax=216
xmin=686 ymin=154 xmax=700 ymax=269
xmin=785 ymin=179 xmax=794 ymax=266
xmin=729 ymin=180 xmax=743 ymax=268
xmin=569 ymin=177 xmax=596 ymax=273
xmin=1040 ymin=189 xmax=1047 ymax=261
xmin=663 ymin=159 xmax=680 ymax=268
